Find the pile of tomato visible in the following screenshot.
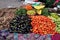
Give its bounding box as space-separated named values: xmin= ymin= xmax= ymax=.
xmin=30 ymin=15 xmax=56 ymax=35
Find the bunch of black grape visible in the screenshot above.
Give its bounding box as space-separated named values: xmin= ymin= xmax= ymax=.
xmin=9 ymin=15 xmax=32 ymax=34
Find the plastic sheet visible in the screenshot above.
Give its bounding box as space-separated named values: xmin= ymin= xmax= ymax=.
xmin=0 ymin=29 xmax=14 ymax=40
xmin=52 ymin=34 xmax=60 ymax=40
xmin=18 ymin=33 xmax=51 ymax=40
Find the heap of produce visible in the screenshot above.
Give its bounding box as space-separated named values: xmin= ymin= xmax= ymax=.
xmin=41 ymin=8 xmax=50 ymax=16
xmin=15 ymin=8 xmax=27 ymax=15
xmin=27 ymin=10 xmax=36 ymax=15
xmin=9 ymin=15 xmax=32 ymax=34
xmin=24 ymin=4 xmax=33 ymax=10
xmin=48 ymin=13 xmax=60 ymax=33
xmin=0 ymin=8 xmax=16 ymax=30
xmin=30 ymin=15 xmax=56 ymax=35
xmin=25 ymin=3 xmax=45 ymax=15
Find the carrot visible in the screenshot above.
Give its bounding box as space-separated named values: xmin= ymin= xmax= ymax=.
xmin=24 ymin=4 xmax=33 ymax=10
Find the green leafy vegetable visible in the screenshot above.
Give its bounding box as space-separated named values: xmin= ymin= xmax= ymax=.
xmin=42 ymin=8 xmax=50 ymax=16
xmin=15 ymin=8 xmax=27 ymax=15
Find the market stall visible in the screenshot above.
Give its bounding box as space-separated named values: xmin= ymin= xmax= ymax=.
xmin=0 ymin=0 xmax=60 ymax=40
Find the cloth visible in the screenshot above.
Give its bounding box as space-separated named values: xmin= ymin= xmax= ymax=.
xmin=56 ymin=0 xmax=59 ymax=2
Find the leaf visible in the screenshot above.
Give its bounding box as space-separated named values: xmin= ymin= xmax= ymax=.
xmin=41 ymin=8 xmax=50 ymax=16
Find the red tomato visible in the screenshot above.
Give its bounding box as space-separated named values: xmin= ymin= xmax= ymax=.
xmin=30 ymin=15 xmax=56 ymax=35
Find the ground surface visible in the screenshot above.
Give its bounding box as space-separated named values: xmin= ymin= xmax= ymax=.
xmin=0 ymin=0 xmax=23 ymax=8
